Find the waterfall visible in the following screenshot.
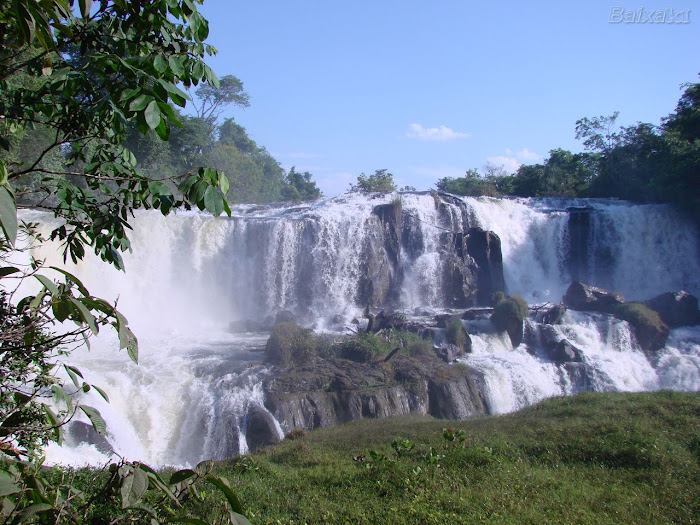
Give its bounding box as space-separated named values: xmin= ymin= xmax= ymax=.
xmin=17 ymin=192 xmax=698 ymax=467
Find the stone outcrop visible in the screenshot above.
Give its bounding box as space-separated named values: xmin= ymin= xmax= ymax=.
xmin=542 ymin=304 xmax=567 ymax=325
xmin=563 ymin=281 xmax=625 ymax=312
xmin=245 ymin=405 xmax=281 ymax=452
xmin=262 ymin=354 xmax=485 ymax=433
xmin=645 ymin=291 xmax=700 ymax=327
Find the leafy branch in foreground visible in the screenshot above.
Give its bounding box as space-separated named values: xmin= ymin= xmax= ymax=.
xmin=0 ymin=1 xmax=249 ymax=523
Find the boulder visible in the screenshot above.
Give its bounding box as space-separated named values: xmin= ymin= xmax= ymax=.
xmin=548 ymin=340 xmax=584 ymax=363
xmin=542 ymin=304 xmax=567 ymax=325
xmin=644 ymin=291 xmax=700 ymax=327
xmin=563 ymin=281 xmax=625 ymax=312
xmin=67 ymin=421 xmax=113 ymax=455
xmin=434 ymin=343 xmax=463 ymax=363
xmin=245 ymin=405 xmax=280 ymax=452
xmin=275 ymin=310 xmax=298 ymax=324
xmin=609 ymin=302 xmax=670 ymax=354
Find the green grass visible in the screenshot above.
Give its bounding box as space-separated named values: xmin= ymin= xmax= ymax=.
xmin=198 ymin=391 xmax=699 ymax=524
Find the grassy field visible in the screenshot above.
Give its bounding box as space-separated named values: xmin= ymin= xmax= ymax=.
xmin=197 ymin=391 xmax=700 ymax=524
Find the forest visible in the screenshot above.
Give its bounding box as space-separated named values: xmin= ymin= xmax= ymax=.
xmin=437 ymin=80 xmax=700 ymax=222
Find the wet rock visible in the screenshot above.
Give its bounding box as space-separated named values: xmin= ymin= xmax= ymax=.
xmin=563 ymin=281 xmax=625 ymax=312
xmin=645 ymin=291 xmax=700 ymax=327
xmin=67 ymin=421 xmax=114 ymax=455
xmin=275 ymin=310 xmax=298 ymax=324
xmin=543 ymin=304 xmax=567 ymax=325
xmin=245 ymin=405 xmax=280 ymax=452
xmin=549 ymin=340 xmax=584 ymax=363
xmin=434 ymin=343 xmax=463 ymax=363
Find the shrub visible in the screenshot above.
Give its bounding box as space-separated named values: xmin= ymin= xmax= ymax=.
xmin=491 ymin=291 xmax=506 ymax=307
xmin=265 ymin=322 xmax=316 ymax=366
xmin=491 ymin=295 xmax=529 ymax=331
xmin=337 ymin=332 xmax=392 ymax=363
xmin=446 ymin=319 xmax=468 ymax=352
xmin=610 ymin=302 xmax=666 ymax=331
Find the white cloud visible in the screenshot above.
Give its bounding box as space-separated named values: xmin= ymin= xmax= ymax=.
xmin=405 ymin=123 xmax=470 ymax=141
xmin=486 ymin=148 xmax=543 ymax=174
xmin=286 ymin=152 xmax=321 ymax=159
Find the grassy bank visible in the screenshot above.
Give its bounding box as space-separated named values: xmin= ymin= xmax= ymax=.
xmin=201 ymin=391 xmax=699 ymax=524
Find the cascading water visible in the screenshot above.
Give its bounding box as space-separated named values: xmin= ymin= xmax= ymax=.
xmin=20 ymin=192 xmax=699 ymax=467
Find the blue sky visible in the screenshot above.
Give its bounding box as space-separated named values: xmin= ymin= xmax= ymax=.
xmin=196 ymin=1 xmax=697 ymax=196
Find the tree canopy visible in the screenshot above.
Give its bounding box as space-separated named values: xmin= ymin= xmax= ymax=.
xmin=349 ymin=169 xmax=397 ymax=193
xmin=436 ymin=76 xmax=699 ymax=222
xmin=0 ymin=1 xmax=251 ymax=522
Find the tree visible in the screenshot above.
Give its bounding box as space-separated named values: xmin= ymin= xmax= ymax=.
xmin=436 ymin=169 xmax=500 ymax=197
xmin=282 ymin=167 xmax=322 ymax=201
xmin=349 ymin=169 xmax=397 ymax=193
xmin=0 ymin=1 xmax=250 ymax=523
xmin=192 ymin=74 xmax=250 ymax=133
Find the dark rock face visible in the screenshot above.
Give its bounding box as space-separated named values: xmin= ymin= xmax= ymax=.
xmin=542 ymin=304 xmax=567 ymax=325
xmin=549 ymin=340 xmax=584 ymax=363
xmin=645 ymin=291 xmax=700 ymax=327
xmin=563 ymin=281 xmax=625 ymax=312
xmin=434 ymin=343 xmax=463 ymax=363
xmin=465 ymin=228 xmax=506 ymax=305
xmin=245 ymin=405 xmax=281 ymax=452
xmin=67 ymin=421 xmax=114 ymax=455
xmin=263 ymin=355 xmax=486 ymax=433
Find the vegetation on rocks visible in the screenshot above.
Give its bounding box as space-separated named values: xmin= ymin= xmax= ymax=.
xmin=490 ymin=294 xmax=529 ymax=331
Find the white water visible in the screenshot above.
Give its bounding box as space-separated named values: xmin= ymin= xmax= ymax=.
xmin=15 ymin=193 xmax=699 ymax=466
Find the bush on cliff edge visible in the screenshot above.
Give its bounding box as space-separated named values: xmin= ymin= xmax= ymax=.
xmin=491 ymin=295 xmax=529 ymax=331
xmin=265 ymin=322 xmax=317 ymax=366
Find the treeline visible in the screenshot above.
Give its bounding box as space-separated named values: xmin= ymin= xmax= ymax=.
xmin=8 ymin=74 xmax=322 ymax=205
xmin=437 ymin=79 xmax=699 ymax=220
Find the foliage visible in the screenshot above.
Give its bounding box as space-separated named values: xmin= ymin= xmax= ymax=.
xmin=445 ymin=318 xmax=468 ymax=352
xmin=0 ymin=1 xmax=249 ymax=523
xmin=436 ymin=168 xmax=501 ymax=197
xmin=349 ymin=169 xmax=397 ymax=193
xmin=265 ymin=322 xmax=317 ymax=366
xmin=198 ymin=391 xmax=700 ymax=524
xmin=336 ymin=332 xmax=393 ymax=363
xmin=281 ymin=167 xmax=322 ymax=201
xmin=434 ymin=76 xmax=699 ymax=221
xmin=192 ymin=74 xmax=250 ymax=131
xmin=610 ymin=302 xmax=667 ymax=332
xmin=491 ymin=295 xmax=529 ymax=331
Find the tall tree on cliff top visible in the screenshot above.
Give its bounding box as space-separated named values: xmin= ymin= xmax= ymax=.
xmin=0 ymin=1 xmax=249 ymax=523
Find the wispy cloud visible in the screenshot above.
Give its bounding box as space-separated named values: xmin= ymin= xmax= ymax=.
xmin=286 ymin=152 xmax=322 ymax=159
xmin=405 ymin=123 xmax=470 ymax=141
xmin=486 ymin=148 xmax=543 ymax=174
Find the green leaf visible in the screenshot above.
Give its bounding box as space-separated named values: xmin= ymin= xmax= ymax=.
xmin=0 ymin=267 xmax=20 ymax=277
xmin=80 ymin=405 xmax=107 ymax=435
xmin=49 ymin=267 xmax=90 ymax=296
xmin=144 ymin=100 xmax=161 ymax=130
xmin=0 ymin=185 xmax=17 ymax=246
xmin=92 ymin=384 xmax=110 ymax=403
xmin=229 ymin=511 xmax=253 ymax=525
xmin=129 ymin=94 xmax=151 ymax=112
xmin=15 ymin=503 xmax=53 ymax=523
xmin=203 ymin=186 xmax=224 ymax=216
xmin=0 ymin=478 xmax=19 ymax=497
xmin=69 ymin=297 xmax=98 ymax=335
xmin=168 ymin=56 xmax=185 ymax=77
xmin=205 ymin=475 xmax=244 ymax=514
xmin=34 ymin=274 xmax=59 ymax=296
xmin=121 ymin=466 xmax=149 ymax=508
xmin=218 ymin=173 xmax=230 ymax=194
xmin=78 ymin=0 xmax=93 ymax=18
xmin=169 ymin=469 xmax=196 ymax=485
xmin=64 ymin=364 xmax=83 ymax=387
xmin=167 ymin=519 xmax=208 ymax=525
